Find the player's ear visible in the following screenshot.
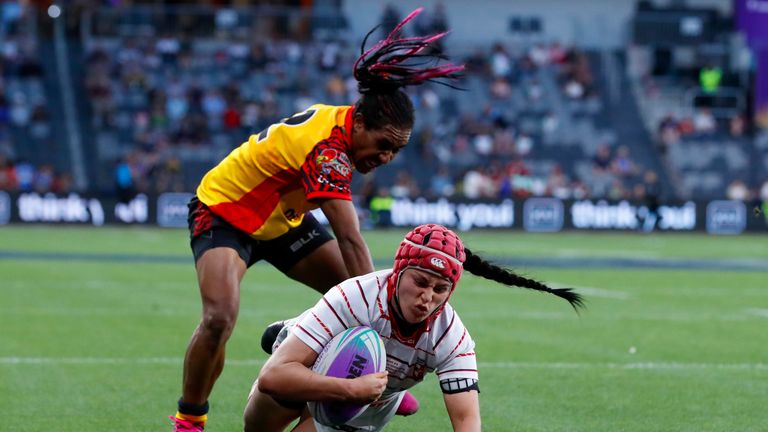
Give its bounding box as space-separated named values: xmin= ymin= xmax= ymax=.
xmin=352 ymin=112 xmax=365 ymax=133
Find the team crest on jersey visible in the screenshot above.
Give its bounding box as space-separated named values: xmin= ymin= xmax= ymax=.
xmin=410 ymin=360 xmax=428 ymax=381
xmin=316 ymin=148 xmax=351 ymax=177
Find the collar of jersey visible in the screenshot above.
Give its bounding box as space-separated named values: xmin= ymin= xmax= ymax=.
xmin=343 ymin=106 xmax=354 ymax=148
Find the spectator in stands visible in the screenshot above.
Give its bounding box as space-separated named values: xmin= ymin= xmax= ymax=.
xmin=368 ymin=187 xmax=394 ymax=227
xmin=637 ymin=170 xmax=661 ymax=233
xmin=114 ymin=156 xmax=135 ymax=204
xmin=611 ymin=145 xmax=638 ymax=177
xmin=693 ymin=108 xmax=717 ymax=134
xmin=0 ymin=91 xmax=10 ymax=128
xmin=379 ymin=3 xmax=403 ymax=38
xmin=516 ymin=133 xmax=533 ymax=156
xmin=546 ymin=164 xmax=571 ymax=199
xmin=608 ymin=179 xmax=627 ymax=201
xmin=489 ymin=76 xmax=512 ymax=100
xmin=390 ymin=170 xmax=420 ymax=199
xmin=729 ymin=115 xmax=746 ymax=137
xmin=170 ymin=10 xmax=464 ymax=431
xmin=657 ymin=114 xmax=680 ymax=154
xmin=429 ymin=165 xmax=455 ymax=198
xmin=462 ymin=167 xmax=494 ymax=199
xmin=33 ymin=164 xmax=55 ymax=193
xmin=490 ymin=42 xmax=512 ymax=79
xmin=726 ymin=179 xmax=749 ymax=201
xmin=464 ymin=47 xmax=490 ymax=76
xmin=14 ymin=159 xmax=34 ymax=192
xmin=699 ymin=64 xmax=722 ymax=94
xmin=0 ymin=155 xmax=17 ymax=191
xmin=592 ymin=144 xmax=612 ymax=173
xmin=9 ymin=91 xmax=31 ymax=127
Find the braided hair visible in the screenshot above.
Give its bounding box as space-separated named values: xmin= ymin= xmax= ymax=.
xmin=352 ymin=7 xmax=464 ymax=131
xmin=463 ymin=248 xmax=585 ymax=311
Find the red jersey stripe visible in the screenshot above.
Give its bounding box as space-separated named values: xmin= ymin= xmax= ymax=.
xmin=433 ymin=310 xmax=456 ymax=350
xmin=310 ymin=313 xmax=333 ymax=338
xmin=446 ymin=328 xmax=468 ymax=359
xmin=339 ymin=287 xmax=364 ymax=326
xmin=297 ymin=324 xmax=325 ymax=347
xmin=356 ymin=280 xmax=370 ymax=309
xmin=209 ymin=168 xmax=299 ymax=234
xmin=323 ymin=297 xmax=347 ymax=328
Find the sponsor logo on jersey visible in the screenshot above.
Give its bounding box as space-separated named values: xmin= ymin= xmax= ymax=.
xmin=430 ymin=256 xmax=446 ymax=269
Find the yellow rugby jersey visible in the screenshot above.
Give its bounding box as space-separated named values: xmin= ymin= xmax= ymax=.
xmin=196 ymin=104 xmax=355 ymax=240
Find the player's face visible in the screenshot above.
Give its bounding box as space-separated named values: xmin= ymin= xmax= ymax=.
xmin=351 ymin=116 xmax=410 ymax=173
xmin=396 ymin=268 xmax=452 ymax=324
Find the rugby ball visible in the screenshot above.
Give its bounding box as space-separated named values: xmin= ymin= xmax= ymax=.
xmin=308 ymin=326 xmax=386 ymax=426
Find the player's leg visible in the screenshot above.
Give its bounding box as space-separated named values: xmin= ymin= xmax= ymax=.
xmin=184 ymin=246 xmax=247 ymax=401
xmin=264 ymin=214 xmax=348 ymax=294
xmin=289 ymin=409 xmax=316 ymax=432
xmin=244 ymin=380 xmax=306 ymax=432
xmin=174 ymin=198 xmax=253 ymax=429
xmin=285 ymin=240 xmax=348 ymax=293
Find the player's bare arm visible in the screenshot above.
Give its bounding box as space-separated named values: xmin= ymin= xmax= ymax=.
xmin=443 ymin=390 xmax=481 ymax=432
xmin=258 ymin=333 xmax=385 ymax=404
xmin=320 ymin=198 xmax=375 ymax=276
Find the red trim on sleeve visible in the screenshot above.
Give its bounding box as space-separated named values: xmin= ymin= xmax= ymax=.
xmin=339 ymin=287 xmax=363 ymax=326
xmin=455 ymin=352 xmax=476 ymax=358
xmin=446 ymin=329 xmax=468 ymax=359
xmin=323 ymin=297 xmax=348 ymax=328
xmin=305 ymin=190 xmax=353 ymax=201
xmin=298 ymin=324 xmax=325 ymax=347
xmin=356 ymin=281 xmax=369 ymax=309
xmin=375 ymin=296 xmax=389 ymax=320
xmin=310 ymin=313 xmax=334 ymax=339
xmin=343 ymin=107 xmax=354 ymax=149
xmin=433 ymin=312 xmax=456 ymax=350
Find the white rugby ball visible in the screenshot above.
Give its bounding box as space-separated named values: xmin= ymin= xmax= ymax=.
xmin=309 ymin=326 xmax=386 ymax=426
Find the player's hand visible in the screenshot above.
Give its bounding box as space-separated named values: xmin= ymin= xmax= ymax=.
xmin=348 ymin=371 xmax=388 ymax=404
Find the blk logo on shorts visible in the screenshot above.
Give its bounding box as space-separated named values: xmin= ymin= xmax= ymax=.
xmin=290 ymin=229 xmax=320 ymax=252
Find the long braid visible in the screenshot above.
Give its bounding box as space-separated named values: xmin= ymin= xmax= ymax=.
xmin=463 ymin=248 xmax=585 ymax=311
xmin=352 ymin=7 xmax=464 ymax=131
xmin=353 ymin=7 xmax=464 ymax=93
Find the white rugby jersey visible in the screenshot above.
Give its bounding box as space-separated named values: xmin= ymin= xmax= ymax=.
xmin=292 ymin=269 xmax=478 ymax=399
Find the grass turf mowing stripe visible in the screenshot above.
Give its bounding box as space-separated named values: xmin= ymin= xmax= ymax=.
xmin=2 ymin=357 xmax=767 ymax=370
xmin=2 ymin=249 xmax=767 ymax=271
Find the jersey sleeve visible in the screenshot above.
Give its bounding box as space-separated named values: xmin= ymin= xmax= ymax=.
xmin=433 ymin=311 xmax=479 ymax=393
xmin=300 ymin=127 xmax=353 ymax=202
xmin=291 ymin=280 xmax=372 ymax=353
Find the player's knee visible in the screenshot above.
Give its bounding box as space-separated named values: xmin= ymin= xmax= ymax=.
xmin=201 ymin=309 xmax=237 ymax=342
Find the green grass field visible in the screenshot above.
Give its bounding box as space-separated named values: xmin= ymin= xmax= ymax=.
xmin=1 ymin=226 xmax=766 ymax=431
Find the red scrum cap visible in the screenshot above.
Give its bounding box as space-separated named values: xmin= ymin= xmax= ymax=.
xmin=387 ymin=224 xmax=466 ymax=301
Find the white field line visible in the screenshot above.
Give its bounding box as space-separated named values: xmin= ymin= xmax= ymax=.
xmin=553 ymin=249 xmax=662 ymax=259
xmin=458 ymin=310 xmax=756 ymax=321
xmin=558 ymin=285 xmax=630 ymax=300
xmin=745 ymin=308 xmax=768 ymax=318
xmin=2 ymin=307 xmax=758 ymax=322
xmin=1 ymin=357 xmax=766 ymax=370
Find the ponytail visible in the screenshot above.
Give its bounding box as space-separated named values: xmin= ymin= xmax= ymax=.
xmin=463 ymin=248 xmax=585 ymax=311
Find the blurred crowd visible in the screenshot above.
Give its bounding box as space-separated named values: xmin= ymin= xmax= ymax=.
xmin=0 ymin=1 xmax=72 ymax=194
xmin=0 ymin=1 xmax=765 ymax=208
xmin=79 ymin=3 xmax=660 ymax=204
